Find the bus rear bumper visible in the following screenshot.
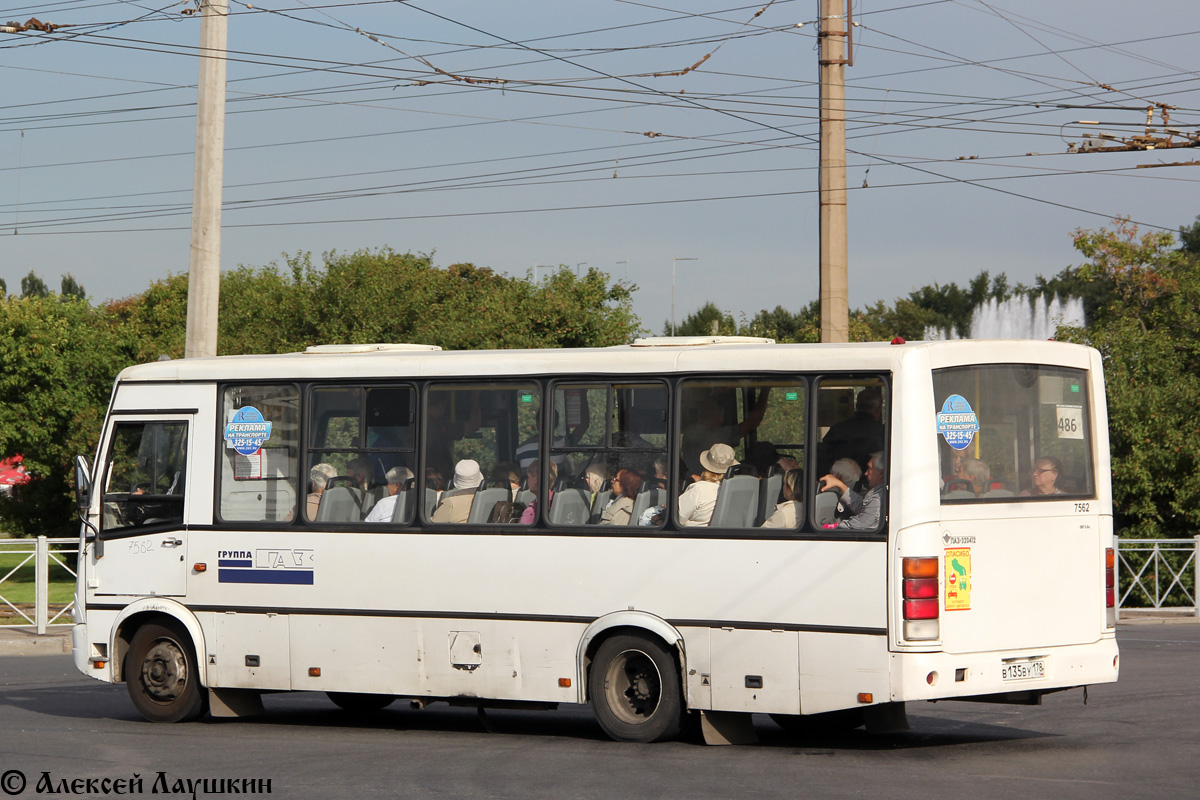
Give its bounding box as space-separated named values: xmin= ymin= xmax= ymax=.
xmin=891 ymin=636 xmax=1119 ymax=702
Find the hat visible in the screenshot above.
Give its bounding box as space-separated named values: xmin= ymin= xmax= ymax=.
xmin=452 ymin=459 xmax=484 ymax=490
xmin=700 ymin=443 xmax=739 ymax=474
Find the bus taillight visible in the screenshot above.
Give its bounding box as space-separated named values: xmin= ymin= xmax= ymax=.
xmin=902 ymin=557 xmax=940 ymax=641
xmin=1105 ymin=547 xmax=1116 ymax=627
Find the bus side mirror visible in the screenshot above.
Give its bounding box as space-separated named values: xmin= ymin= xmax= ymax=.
xmin=74 ymin=455 xmax=92 ymax=515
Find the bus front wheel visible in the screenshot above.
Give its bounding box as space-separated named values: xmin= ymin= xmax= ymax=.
xmin=125 ymin=622 xmax=207 ymax=723
xmin=589 ymin=634 xmax=684 ymax=743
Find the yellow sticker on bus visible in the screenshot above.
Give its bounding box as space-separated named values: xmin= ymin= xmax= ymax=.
xmin=945 ymin=547 xmax=972 ymax=611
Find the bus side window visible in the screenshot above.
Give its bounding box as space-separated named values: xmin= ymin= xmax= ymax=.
xmin=218 ymin=384 xmax=300 ymax=524
xmin=423 ymin=382 xmax=539 ymax=525
xmin=677 ymin=378 xmax=807 ymax=530
xmin=548 ymin=382 xmax=669 ymax=528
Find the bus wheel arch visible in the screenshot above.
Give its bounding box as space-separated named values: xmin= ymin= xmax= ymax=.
xmin=111 ymin=601 xmax=207 ymax=688
xmin=578 ymin=615 xmax=687 ymax=743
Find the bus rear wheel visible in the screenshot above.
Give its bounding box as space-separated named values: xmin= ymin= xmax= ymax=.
xmin=126 ymin=622 xmax=207 ymax=723
xmin=590 ymin=634 xmax=684 ymax=743
xmin=327 ymin=692 xmax=396 ymax=714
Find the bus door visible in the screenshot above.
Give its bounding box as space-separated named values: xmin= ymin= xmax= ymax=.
xmin=94 ymin=415 xmax=193 ymax=597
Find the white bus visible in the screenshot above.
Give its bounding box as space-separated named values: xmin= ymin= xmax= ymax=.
xmin=71 ymin=337 xmax=1118 ymax=743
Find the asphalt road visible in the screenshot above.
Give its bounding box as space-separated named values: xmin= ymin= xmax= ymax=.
xmin=0 ymin=625 xmax=1196 ymax=800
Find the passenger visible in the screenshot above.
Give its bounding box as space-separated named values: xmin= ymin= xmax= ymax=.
xmin=943 ymin=450 xmax=966 ymax=490
xmin=583 ymin=463 xmax=609 ymax=508
xmin=345 ymin=456 xmax=373 ymax=493
xmin=818 ymin=387 xmax=884 ymax=475
xmin=491 ymin=462 xmax=522 ymax=494
xmin=680 ymin=389 xmax=770 ymax=477
xmin=746 ymin=441 xmax=781 ymax=476
xmin=519 ymin=459 xmax=558 ymax=524
xmin=1021 ymin=456 xmax=1065 ymax=496
xmin=651 ymin=455 xmax=670 ymax=488
xmin=819 ymin=451 xmax=887 ymax=531
xmin=364 ymin=466 xmax=415 ymax=522
xmin=430 ymin=459 xmax=484 ymax=524
xmin=598 ymin=468 xmax=641 ymax=526
xmin=958 ymin=457 xmax=991 ymax=497
xmin=678 ymin=443 xmax=737 ymax=527
xmin=425 ymin=467 xmax=446 ymax=506
xmin=306 ymin=463 xmax=336 ymax=520
xmin=829 ymin=457 xmax=863 ymax=491
xmin=761 ymin=468 xmax=804 ymax=529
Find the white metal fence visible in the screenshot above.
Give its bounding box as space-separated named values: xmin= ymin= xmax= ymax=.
xmin=0 ymin=536 xmax=77 ymax=633
xmin=1115 ymin=536 xmax=1199 ymax=619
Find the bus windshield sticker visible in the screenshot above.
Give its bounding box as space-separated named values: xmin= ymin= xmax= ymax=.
xmin=937 ymin=394 xmax=979 ymax=451
xmin=1056 ymin=404 xmax=1084 ymax=440
xmin=945 ymin=548 xmax=971 ymax=611
xmin=224 ymin=406 xmax=273 ymax=456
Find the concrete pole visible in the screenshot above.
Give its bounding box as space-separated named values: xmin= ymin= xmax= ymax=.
xmin=184 ymin=0 xmax=229 ymax=359
xmin=35 ymin=535 xmax=48 ymax=634
xmin=818 ymin=0 xmax=849 ymax=343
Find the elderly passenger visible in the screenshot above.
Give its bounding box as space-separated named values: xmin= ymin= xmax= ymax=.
xmin=819 ymin=451 xmax=887 ymax=531
xmin=306 ymin=463 xmax=336 ymax=520
xmin=364 ymin=466 xmax=415 ymax=522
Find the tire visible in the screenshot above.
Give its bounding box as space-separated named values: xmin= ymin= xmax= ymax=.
xmin=125 ymin=622 xmax=207 ymax=723
xmin=589 ymin=634 xmax=685 ymax=743
xmin=770 ymin=708 xmax=865 ymax=736
xmin=326 ymin=692 xmax=396 ymax=714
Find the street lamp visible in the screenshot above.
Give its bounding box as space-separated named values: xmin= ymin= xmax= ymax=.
xmin=671 ymin=257 xmax=698 ymax=336
xmin=616 ymin=259 xmax=628 ymax=282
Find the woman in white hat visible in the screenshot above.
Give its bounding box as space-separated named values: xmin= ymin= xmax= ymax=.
xmin=677 ymin=443 xmax=738 ymax=526
xmin=431 ymin=459 xmax=484 ymax=524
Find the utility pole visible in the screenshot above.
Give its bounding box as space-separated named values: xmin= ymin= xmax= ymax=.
xmin=184 ymin=0 xmax=229 ymax=359
xmin=818 ymin=0 xmax=851 ymax=343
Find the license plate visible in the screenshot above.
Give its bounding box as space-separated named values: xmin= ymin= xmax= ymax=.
xmin=1001 ymin=660 xmax=1045 ymax=681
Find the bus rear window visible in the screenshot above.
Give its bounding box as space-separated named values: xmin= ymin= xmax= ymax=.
xmin=934 ymin=364 xmax=1094 ymax=501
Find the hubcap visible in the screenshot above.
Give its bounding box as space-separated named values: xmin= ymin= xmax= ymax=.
xmin=140 ymin=638 xmax=188 ymax=703
xmin=604 ymin=649 xmax=662 ymax=724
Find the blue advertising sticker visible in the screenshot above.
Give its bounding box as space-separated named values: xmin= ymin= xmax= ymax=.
xmin=937 ymin=394 xmax=979 ymax=451
xmin=224 ymin=406 xmax=272 ymax=456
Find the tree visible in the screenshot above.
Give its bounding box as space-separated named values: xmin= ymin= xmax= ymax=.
xmin=0 ymin=250 xmax=641 ymax=537
xmin=663 ymin=302 xmax=736 ymax=337
xmin=0 ymin=277 xmax=6 ymax=297
xmin=1179 ymin=214 xmax=1200 ymax=256
xmin=20 ymin=270 xmax=48 ymax=298
xmin=60 ymin=274 xmax=87 ymax=301
xmin=0 ymin=296 xmax=127 ymax=537
xmin=1056 ymin=218 xmax=1200 ymax=538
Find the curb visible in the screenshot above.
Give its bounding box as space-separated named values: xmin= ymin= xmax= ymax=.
xmin=0 ymin=628 xmax=72 ymax=656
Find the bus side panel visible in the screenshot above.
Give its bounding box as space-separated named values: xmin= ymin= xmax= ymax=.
xmin=798 ymin=632 xmax=890 ymax=715
xmin=288 ymin=616 xmax=585 ymax=702
xmin=183 ymin=532 xmax=885 ymax=713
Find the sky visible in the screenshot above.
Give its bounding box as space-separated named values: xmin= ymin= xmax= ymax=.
xmin=2 ymin=0 xmax=1198 ymax=335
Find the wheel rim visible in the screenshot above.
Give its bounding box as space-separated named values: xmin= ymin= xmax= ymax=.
xmin=603 ymin=648 xmax=662 ymax=724
xmin=140 ymin=637 xmax=189 ymax=704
